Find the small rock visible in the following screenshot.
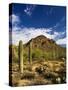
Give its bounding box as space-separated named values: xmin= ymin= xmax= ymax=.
xmin=56 ymin=77 xmax=61 ymax=84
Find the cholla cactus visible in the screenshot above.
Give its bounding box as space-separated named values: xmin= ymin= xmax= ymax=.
xmin=19 ymin=40 xmax=23 ymax=74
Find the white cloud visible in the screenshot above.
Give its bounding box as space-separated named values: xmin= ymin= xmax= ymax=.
xmin=52 ymin=31 xmax=65 ymax=40
xmin=53 ymin=16 xmax=66 ymax=29
xmin=11 ymin=28 xmax=52 ymax=45
xmin=9 ymin=14 xmax=22 ymax=32
xmin=10 ymin=27 xmax=66 ymax=45
xmin=56 ymin=37 xmax=66 ymax=45
xmin=9 ymin=14 xmax=66 ymax=45
xmin=9 ymin=14 xmax=20 ymax=26
xmin=12 ymin=26 xmax=21 ymax=31
xmin=24 ymin=5 xmax=36 ymax=16
xmin=24 ymin=7 xmax=31 ymax=16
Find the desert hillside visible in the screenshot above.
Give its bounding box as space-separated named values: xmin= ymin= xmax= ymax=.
xmin=9 ymin=35 xmax=66 ymax=63
xmin=9 ymin=35 xmax=66 ymax=86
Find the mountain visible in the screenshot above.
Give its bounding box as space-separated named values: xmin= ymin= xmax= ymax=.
xmin=9 ymin=35 xmax=66 ymax=63
xmin=25 ymin=35 xmax=65 ymax=52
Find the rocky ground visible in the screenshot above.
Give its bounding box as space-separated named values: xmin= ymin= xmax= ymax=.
xmin=9 ymin=60 xmax=66 ymax=86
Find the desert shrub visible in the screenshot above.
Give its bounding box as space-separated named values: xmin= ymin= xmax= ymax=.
xmin=23 ymin=53 xmax=28 ymax=63
xmin=24 ymin=65 xmax=32 ymax=71
xmin=33 ymin=78 xmax=52 ymax=85
xmin=21 ymin=71 xmax=35 ymax=80
xmin=42 ymin=52 xmax=54 ymax=60
xmin=43 ymin=71 xmax=55 ymax=80
xmin=11 ymin=73 xmax=20 ymax=86
xmin=32 ymin=49 xmax=42 ymax=60
xmin=9 ymin=45 xmax=19 ymax=63
xmin=35 ymin=66 xmax=44 ymax=74
xmin=52 ymin=75 xmax=66 ymax=84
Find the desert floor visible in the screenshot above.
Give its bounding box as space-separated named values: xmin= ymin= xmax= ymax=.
xmin=9 ymin=60 xmax=66 ymax=86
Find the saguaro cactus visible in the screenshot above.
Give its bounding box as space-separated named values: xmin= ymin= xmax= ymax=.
xmin=29 ymin=39 xmax=32 ymax=65
xmin=19 ymin=40 xmax=23 ymax=74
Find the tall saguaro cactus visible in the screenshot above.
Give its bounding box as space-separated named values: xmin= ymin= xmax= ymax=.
xmin=29 ymin=39 xmax=32 ymax=65
xmin=19 ymin=40 xmax=23 ymax=74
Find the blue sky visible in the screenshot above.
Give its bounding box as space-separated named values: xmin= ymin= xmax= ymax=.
xmin=9 ymin=3 xmax=66 ymax=46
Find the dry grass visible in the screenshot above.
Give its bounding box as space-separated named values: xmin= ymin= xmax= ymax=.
xmin=9 ymin=60 xmax=66 ymax=86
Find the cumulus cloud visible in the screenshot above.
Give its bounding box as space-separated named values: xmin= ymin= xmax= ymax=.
xmin=9 ymin=14 xmax=20 ymax=26
xmin=10 ymin=27 xmax=66 ymax=45
xmin=9 ymin=14 xmax=66 ymax=46
xmin=52 ymin=31 xmax=65 ymax=40
xmin=10 ymin=28 xmax=52 ymax=45
xmin=56 ymin=37 xmax=66 ymax=45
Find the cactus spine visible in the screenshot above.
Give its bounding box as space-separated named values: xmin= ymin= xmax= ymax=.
xmin=19 ymin=40 xmax=23 ymax=74
xmin=29 ymin=39 xmax=32 ymax=65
